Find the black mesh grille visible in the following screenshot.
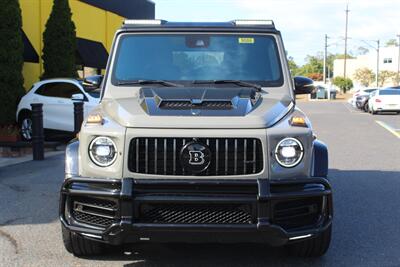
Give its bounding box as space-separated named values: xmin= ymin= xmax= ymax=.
xmin=159 ymin=101 xmax=233 ymax=110
xmin=71 ymin=197 xmax=118 ymax=228
xmin=128 ymin=137 xmax=263 ymax=176
xmin=138 ymin=203 xmax=253 ymax=224
xmin=73 ymin=211 xmax=116 ymax=227
xmin=272 ymin=197 xmax=322 ymax=230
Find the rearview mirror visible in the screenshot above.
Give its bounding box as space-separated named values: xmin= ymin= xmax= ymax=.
xmin=71 ymin=93 xmax=84 ymax=102
xmin=83 ymin=75 xmax=103 ymax=89
xmin=294 ymin=76 xmax=315 ymax=95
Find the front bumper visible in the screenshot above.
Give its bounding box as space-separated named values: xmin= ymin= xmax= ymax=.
xmin=60 ymin=177 xmax=332 ymax=246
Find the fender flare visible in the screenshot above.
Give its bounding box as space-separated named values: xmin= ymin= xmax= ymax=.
xmin=65 ymin=138 xmax=79 ymax=177
xmin=311 ymin=139 xmax=328 ymax=178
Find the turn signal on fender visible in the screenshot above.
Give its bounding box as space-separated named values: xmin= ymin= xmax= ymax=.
xmin=87 ymin=114 xmax=103 ymax=125
xmin=290 ymin=116 xmax=308 ymax=127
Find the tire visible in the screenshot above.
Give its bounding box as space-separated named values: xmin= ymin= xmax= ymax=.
xmin=363 ymin=104 xmax=369 ymax=112
xmin=18 ymin=111 xmax=33 ymax=141
xmin=62 ymin=225 xmax=104 ymax=256
xmin=287 ymin=225 xmax=331 ymax=257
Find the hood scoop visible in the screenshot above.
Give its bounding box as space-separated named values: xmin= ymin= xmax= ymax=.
xmin=139 ymin=87 xmax=260 ymax=117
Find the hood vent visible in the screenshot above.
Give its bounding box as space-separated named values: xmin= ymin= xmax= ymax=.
xmin=159 ymin=100 xmax=233 ymax=110
xmin=139 ymin=87 xmax=260 ymax=117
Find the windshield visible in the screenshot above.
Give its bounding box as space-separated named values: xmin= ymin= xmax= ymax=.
xmin=112 ymin=34 xmax=283 ymax=86
xmin=380 ymin=90 xmax=400 ymax=95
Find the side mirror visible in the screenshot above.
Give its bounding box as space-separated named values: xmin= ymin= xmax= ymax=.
xmin=83 ymin=75 xmax=103 ymax=89
xmin=294 ymin=76 xmax=315 ymax=95
xmin=71 ymin=93 xmax=85 ymax=102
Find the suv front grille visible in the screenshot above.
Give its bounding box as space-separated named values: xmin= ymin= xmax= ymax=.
xmin=128 ymin=137 xmax=263 ymax=176
xmin=138 ymin=203 xmax=253 ymax=224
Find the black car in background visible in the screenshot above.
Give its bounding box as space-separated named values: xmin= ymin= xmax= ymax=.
xmin=356 ymin=88 xmax=377 ymax=112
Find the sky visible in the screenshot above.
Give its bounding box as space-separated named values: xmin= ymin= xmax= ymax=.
xmin=152 ymin=0 xmax=400 ymax=65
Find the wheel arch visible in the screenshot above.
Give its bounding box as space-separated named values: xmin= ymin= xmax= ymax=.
xmin=311 ymin=139 xmax=328 ymax=178
xmin=65 ymin=138 xmax=79 ymax=177
xmin=17 ymin=108 xmax=31 ymax=123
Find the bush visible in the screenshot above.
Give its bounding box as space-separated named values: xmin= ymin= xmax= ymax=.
xmin=332 ymin=76 xmax=353 ymax=93
xmin=0 ymin=0 xmax=25 ymax=125
xmin=41 ymin=0 xmax=77 ymax=79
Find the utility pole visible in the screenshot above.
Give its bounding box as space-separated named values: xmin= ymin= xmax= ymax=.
xmin=323 ymin=34 xmax=329 ymax=84
xmin=343 ymin=4 xmax=350 ymax=79
xmin=397 ymin=34 xmax=400 ymax=86
xmin=376 ymin=40 xmax=380 ymax=87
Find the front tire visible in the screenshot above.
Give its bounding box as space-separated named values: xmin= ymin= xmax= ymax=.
xmin=18 ymin=111 xmax=33 ymax=141
xmin=62 ymin=225 xmax=104 ymax=256
xmin=287 ymin=225 xmax=332 ymax=257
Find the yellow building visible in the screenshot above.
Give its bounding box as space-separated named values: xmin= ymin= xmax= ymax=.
xmin=20 ymin=0 xmax=155 ymax=90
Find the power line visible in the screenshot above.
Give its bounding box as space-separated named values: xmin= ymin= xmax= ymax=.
xmin=343 ymin=3 xmax=350 ymax=79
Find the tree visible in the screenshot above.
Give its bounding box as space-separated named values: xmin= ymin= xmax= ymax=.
xmin=332 ymin=76 xmax=353 ymax=93
xmin=353 ymin=68 xmax=375 ymax=87
xmin=41 ymin=0 xmax=77 ymax=79
xmin=0 ymin=0 xmax=25 ymax=125
xmin=385 ymin=39 xmax=398 ymax=47
xmin=287 ymin=56 xmax=299 ymax=76
xmin=378 ymin=70 xmax=396 ymax=87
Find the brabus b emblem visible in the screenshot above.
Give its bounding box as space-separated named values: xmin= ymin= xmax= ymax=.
xmin=180 ymin=141 xmax=211 ymax=174
xmin=189 ymin=151 xmax=205 ymax=165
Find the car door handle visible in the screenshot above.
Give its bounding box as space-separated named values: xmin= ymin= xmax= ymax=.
xmin=57 ymin=100 xmax=65 ymax=104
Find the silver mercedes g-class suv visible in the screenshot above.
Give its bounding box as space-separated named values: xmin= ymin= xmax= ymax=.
xmin=60 ymin=19 xmax=332 ymax=258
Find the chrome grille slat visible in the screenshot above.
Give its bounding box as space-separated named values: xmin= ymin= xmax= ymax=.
xmin=164 ymin=139 xmax=167 ymax=175
xmin=244 ymin=139 xmax=247 ymax=174
xmin=145 ymin=138 xmax=148 ymax=174
xmin=154 ymin=138 xmax=158 ymax=174
xmin=129 ymin=137 xmax=263 ymax=176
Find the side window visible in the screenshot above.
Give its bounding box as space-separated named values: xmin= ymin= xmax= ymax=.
xmin=35 ymin=82 xmax=82 ymax=99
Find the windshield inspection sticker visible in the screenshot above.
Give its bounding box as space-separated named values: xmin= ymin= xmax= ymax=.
xmin=238 ymin=37 xmax=254 ymax=44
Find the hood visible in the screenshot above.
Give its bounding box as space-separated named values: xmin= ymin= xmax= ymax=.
xmin=101 ymin=87 xmax=293 ymax=129
xmin=139 ymin=87 xmax=260 ymax=116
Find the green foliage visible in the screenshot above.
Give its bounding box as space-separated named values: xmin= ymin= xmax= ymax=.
xmin=385 ymin=39 xmax=398 ymax=47
xmin=41 ymin=0 xmax=77 ymax=79
xmin=332 ymin=76 xmax=353 ymax=93
xmin=353 ymin=68 xmax=375 ymax=87
xmin=378 ymin=70 xmax=397 ymax=87
xmin=0 ymin=0 xmax=25 ymax=125
xmin=287 ymin=56 xmax=299 ymax=76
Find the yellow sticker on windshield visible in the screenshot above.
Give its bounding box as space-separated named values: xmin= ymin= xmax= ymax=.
xmin=238 ymin=37 xmax=254 ymax=44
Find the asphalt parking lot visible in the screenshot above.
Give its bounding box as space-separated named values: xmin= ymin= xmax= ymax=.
xmin=1 ymin=101 xmax=400 ymax=267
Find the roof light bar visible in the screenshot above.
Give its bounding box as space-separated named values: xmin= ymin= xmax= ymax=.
xmin=233 ymin=20 xmax=274 ymax=26
xmin=124 ymin=19 xmax=163 ymax=25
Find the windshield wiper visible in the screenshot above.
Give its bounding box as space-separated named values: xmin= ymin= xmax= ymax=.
xmin=118 ymin=80 xmax=183 ymax=87
xmin=193 ymin=80 xmax=262 ymax=91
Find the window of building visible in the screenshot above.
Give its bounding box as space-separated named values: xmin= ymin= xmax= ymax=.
xmin=383 ymin=58 xmax=393 ymax=64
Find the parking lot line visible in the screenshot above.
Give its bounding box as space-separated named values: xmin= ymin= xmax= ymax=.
xmin=375 ymin=121 xmax=400 ymax=139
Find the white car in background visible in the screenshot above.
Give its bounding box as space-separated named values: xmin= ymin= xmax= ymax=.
xmin=16 ymin=77 xmax=101 ymax=141
xmin=351 ymin=88 xmax=378 ymax=107
xmin=368 ymin=88 xmax=400 ymax=115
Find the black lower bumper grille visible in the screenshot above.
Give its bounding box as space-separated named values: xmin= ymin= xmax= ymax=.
xmin=138 ymin=203 xmax=253 ymax=224
xmin=70 ymin=197 xmax=118 ymax=228
xmin=272 ymin=197 xmax=323 ymax=230
xmin=73 ymin=210 xmax=115 ymax=227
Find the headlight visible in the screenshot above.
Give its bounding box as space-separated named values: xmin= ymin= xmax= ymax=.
xmin=275 ymin=137 xmax=304 ymax=168
xmin=89 ymin=136 xmax=117 ymax=167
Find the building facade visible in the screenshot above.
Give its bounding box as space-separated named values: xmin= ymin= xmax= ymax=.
xmin=333 ymin=45 xmax=400 ymax=88
xmin=21 ymin=0 xmax=155 ymax=90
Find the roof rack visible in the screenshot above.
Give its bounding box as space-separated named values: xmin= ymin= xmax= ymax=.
xmin=123 ymin=19 xmax=166 ymax=25
xmin=232 ymin=20 xmax=275 ymax=26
